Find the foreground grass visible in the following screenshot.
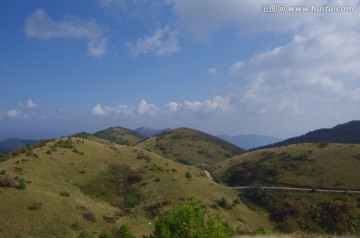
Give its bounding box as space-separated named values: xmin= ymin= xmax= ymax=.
xmin=0 ymin=136 xmax=269 ymax=237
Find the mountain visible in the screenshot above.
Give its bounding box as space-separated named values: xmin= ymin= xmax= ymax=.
xmin=93 ymin=127 xmax=147 ymax=145
xmin=258 ymin=120 xmax=360 ymax=149
xmin=134 ymin=127 xmax=171 ymax=137
xmin=0 ymin=134 xmax=269 ymax=237
xmin=218 ymin=134 xmax=282 ymax=150
xmin=137 ymin=127 xmax=245 ymax=166
xmin=0 ymin=138 xmax=38 ymax=153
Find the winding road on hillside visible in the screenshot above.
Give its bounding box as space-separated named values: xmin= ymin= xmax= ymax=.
xmin=203 ymin=170 xmax=360 ymax=194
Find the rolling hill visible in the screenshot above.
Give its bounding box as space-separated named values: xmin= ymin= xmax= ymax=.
xmin=259 ymin=120 xmax=360 ymax=149
xmin=0 ymin=134 xmax=269 ymax=238
xmin=93 ymin=127 xmax=147 ymax=145
xmin=210 ymin=142 xmax=360 ymax=190
xmin=137 ymin=127 xmax=245 ymax=166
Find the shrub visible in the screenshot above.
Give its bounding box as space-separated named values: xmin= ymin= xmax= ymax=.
xmin=0 ymin=177 xmax=17 ymax=187
xmin=185 ymin=171 xmax=192 ymax=179
xmin=116 ymin=225 xmax=136 ymax=238
xmin=144 ymin=199 xmax=231 ymax=238
xmin=60 ymin=191 xmax=70 ymax=197
xmin=77 ymin=231 xmax=95 ymax=238
xmin=17 ymin=178 xmax=26 ymax=190
xmin=217 ymin=197 xmax=229 ymax=209
xmin=124 ymin=188 xmax=141 ymax=207
xmin=27 ymin=202 xmax=42 ymax=211
xmin=82 ymin=211 xmax=96 ymax=222
xmin=0 ymin=169 xmax=6 ymax=175
xmin=99 ymin=232 xmax=112 ymax=238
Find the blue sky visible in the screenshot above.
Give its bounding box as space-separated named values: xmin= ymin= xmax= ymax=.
xmin=1 ymin=0 xmax=360 ymax=139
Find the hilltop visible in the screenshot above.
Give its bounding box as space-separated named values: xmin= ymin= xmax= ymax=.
xmin=259 ymin=120 xmax=360 ymax=149
xmin=0 ymin=135 xmax=268 ymax=238
xmin=93 ymin=127 xmax=147 ymax=145
xmin=137 ymin=127 xmax=245 ymax=166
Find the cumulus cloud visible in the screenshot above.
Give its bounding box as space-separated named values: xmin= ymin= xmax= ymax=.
xmin=91 ymin=103 xmax=133 ymax=116
xmin=229 ymin=3 xmax=360 ymax=116
xmin=126 ymin=25 xmax=180 ymax=56
xmin=6 ymin=109 xmax=22 ymax=118
xmin=165 ymin=101 xmax=181 ymax=112
xmin=25 ymin=9 xmax=107 ymax=57
xmin=19 ymin=99 xmax=39 ymax=109
xmin=137 ymin=100 xmax=159 ymax=115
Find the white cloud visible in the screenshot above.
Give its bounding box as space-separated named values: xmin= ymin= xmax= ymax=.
xmin=208 ymin=67 xmax=217 ymax=75
xmin=172 ymin=0 xmax=324 ymax=39
xmin=165 ymin=101 xmax=181 ymax=112
xmin=91 ymin=104 xmax=111 ymax=116
xmin=183 ymin=96 xmax=231 ymax=113
xmin=20 ymin=99 xmax=39 ymax=109
xmin=25 ymin=9 xmax=107 ymax=57
xmin=6 ymin=109 xmax=22 ymax=118
xmin=137 ymin=100 xmax=159 ymax=115
xmin=229 ymin=5 xmax=360 ymax=116
xmin=126 ymin=25 xmax=180 ymax=56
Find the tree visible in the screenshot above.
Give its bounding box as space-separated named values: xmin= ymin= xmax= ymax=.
xmin=144 ymin=200 xmax=231 ymax=238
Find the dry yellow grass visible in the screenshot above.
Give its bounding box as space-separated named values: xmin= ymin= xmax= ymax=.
xmin=0 ymin=137 xmax=270 ymax=237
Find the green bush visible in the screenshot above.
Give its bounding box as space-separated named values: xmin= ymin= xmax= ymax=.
xmin=17 ymin=178 xmax=26 ymax=190
xmin=144 ymin=199 xmax=231 ymax=238
xmin=98 ymin=232 xmax=112 ymax=238
xmin=116 ymin=225 xmax=136 ymax=238
xmin=217 ymin=197 xmax=229 ymax=209
xmin=77 ymin=231 xmax=95 ymax=238
xmin=185 ymin=171 xmax=192 ymax=179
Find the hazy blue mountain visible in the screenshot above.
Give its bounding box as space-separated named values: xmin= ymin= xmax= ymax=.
xmin=0 ymin=138 xmax=38 ymax=153
xmin=218 ymin=134 xmax=282 ymax=150
xmin=134 ymin=127 xmax=171 ymax=137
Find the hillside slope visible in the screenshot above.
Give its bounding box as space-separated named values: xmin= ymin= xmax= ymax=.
xmin=93 ymin=127 xmax=147 ymax=145
xmin=210 ymin=143 xmax=360 ymax=190
xmin=137 ymin=127 xmax=245 ymax=166
xmin=260 ymin=120 xmax=360 ymax=148
xmin=0 ymin=135 xmax=268 ymax=238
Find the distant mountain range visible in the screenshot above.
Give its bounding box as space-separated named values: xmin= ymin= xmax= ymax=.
xmin=134 ymin=127 xmax=171 ymax=137
xmin=258 ymin=120 xmax=360 ymax=149
xmin=0 ymin=138 xmax=38 ymax=153
xmin=217 ymin=134 xmax=282 ymax=150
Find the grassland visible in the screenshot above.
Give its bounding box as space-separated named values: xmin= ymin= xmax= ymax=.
xmin=0 ymin=136 xmax=268 ymax=238
xmin=137 ymin=127 xmax=244 ymax=166
xmin=93 ymin=127 xmax=147 ymax=145
xmin=210 ymin=143 xmax=360 ymax=190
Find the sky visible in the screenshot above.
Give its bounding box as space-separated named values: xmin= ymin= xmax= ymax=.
xmin=1 ymin=0 xmax=360 ymax=140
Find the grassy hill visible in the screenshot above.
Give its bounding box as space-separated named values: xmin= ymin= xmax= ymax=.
xmin=93 ymin=127 xmax=147 ymax=145
xmin=210 ymin=142 xmax=360 ymax=190
xmin=0 ymin=135 xmax=269 ymax=238
xmin=259 ymin=120 xmax=360 ymax=149
xmin=137 ymin=127 xmax=245 ymax=167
